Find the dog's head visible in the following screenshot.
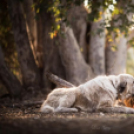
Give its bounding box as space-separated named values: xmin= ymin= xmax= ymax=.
xmin=117 ymin=74 xmax=134 ymax=101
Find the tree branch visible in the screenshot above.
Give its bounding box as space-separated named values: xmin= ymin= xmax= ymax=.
xmin=46 ymin=72 xmax=75 ymax=88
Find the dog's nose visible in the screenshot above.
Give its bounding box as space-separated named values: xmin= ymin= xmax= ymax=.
xmin=132 ymin=94 xmax=134 ymax=97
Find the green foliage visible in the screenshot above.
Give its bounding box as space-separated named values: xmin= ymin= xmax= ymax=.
xmin=128 ymin=37 xmax=134 ymax=47
xmin=1 ymin=0 xmax=134 ymax=67
xmin=36 ymin=0 xmax=134 ymax=39
xmin=106 ymin=0 xmax=134 ymax=36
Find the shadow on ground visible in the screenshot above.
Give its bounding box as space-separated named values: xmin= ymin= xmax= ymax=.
xmin=1 ymin=107 xmax=134 ymax=134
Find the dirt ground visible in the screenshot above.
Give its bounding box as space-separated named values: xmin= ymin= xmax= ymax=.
xmin=1 ymin=106 xmax=134 ymax=134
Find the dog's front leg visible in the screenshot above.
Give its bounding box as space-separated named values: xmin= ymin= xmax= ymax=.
xmin=96 ymin=106 xmax=134 ymax=114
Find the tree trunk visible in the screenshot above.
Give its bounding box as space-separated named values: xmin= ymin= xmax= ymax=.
xmin=40 ymin=6 xmax=66 ymax=93
xmin=23 ymin=0 xmax=43 ymax=68
xmin=88 ymin=9 xmax=105 ymax=75
xmin=0 ymin=46 xmax=23 ymax=97
xmin=59 ymin=24 xmax=94 ymax=85
xmin=106 ymin=0 xmax=134 ymax=75
xmin=40 ymin=8 xmax=54 ymax=92
xmin=106 ymin=34 xmax=127 ymax=75
xmin=22 ymin=0 xmax=39 ymax=66
xmin=67 ymin=5 xmax=88 ymax=60
xmin=36 ymin=16 xmax=44 ymax=68
xmin=7 ymin=0 xmax=40 ymax=89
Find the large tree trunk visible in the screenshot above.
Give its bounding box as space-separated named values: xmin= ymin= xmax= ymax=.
xmin=0 ymin=46 xmax=23 ymax=97
xmin=23 ymin=0 xmax=43 ymax=69
xmin=22 ymin=0 xmax=39 ymax=66
xmin=40 ymin=7 xmax=54 ymax=92
xmin=58 ymin=24 xmax=94 ymax=85
xmin=106 ymin=34 xmax=127 ymax=75
xmin=67 ymin=5 xmax=88 ymax=60
xmin=88 ymin=8 xmax=105 ymax=75
xmin=40 ymin=6 xmax=66 ymax=93
xmin=36 ymin=16 xmax=44 ymax=68
xmin=7 ymin=0 xmax=40 ymax=89
xmin=106 ymin=0 xmax=134 ymax=75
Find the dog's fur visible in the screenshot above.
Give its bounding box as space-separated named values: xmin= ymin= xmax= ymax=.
xmin=40 ymin=74 xmax=134 ymax=114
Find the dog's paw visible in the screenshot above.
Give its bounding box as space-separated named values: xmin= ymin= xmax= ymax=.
xmin=72 ymin=108 xmax=78 ymax=113
xmin=126 ymin=108 xmax=134 ymax=114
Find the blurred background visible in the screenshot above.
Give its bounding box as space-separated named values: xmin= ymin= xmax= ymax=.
xmin=0 ymin=0 xmax=134 ymax=98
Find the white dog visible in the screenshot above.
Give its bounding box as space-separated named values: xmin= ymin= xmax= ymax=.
xmin=40 ymin=74 xmax=134 ymax=114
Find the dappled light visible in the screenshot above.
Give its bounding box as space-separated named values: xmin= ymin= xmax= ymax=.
xmin=0 ymin=0 xmax=134 ymax=134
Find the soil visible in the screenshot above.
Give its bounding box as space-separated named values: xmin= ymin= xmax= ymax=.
xmin=0 ymin=94 xmax=134 ymax=134
xmin=1 ymin=106 xmax=134 ymax=134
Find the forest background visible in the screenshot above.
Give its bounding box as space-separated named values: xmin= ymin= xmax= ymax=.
xmin=0 ymin=0 xmax=134 ymax=98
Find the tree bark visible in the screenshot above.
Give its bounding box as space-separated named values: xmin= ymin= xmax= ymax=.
xmin=0 ymin=46 xmax=23 ymax=97
xmin=106 ymin=0 xmax=134 ymax=75
xmin=7 ymin=0 xmax=40 ymax=89
xmin=22 ymin=0 xmax=39 ymax=66
xmin=36 ymin=16 xmax=44 ymax=68
xmin=106 ymin=34 xmax=127 ymax=75
xmin=59 ymin=24 xmax=94 ymax=85
xmin=88 ymin=8 xmax=105 ymax=75
xmin=40 ymin=5 xmax=66 ymax=93
xmin=67 ymin=5 xmax=88 ymax=60
xmin=23 ymin=0 xmax=43 ymax=69
xmin=40 ymin=8 xmax=54 ymax=92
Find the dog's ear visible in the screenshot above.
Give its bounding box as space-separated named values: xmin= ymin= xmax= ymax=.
xmin=119 ymin=75 xmax=127 ymax=93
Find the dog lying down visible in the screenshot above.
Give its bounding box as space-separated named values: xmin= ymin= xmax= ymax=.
xmin=40 ymin=74 xmax=134 ymax=114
